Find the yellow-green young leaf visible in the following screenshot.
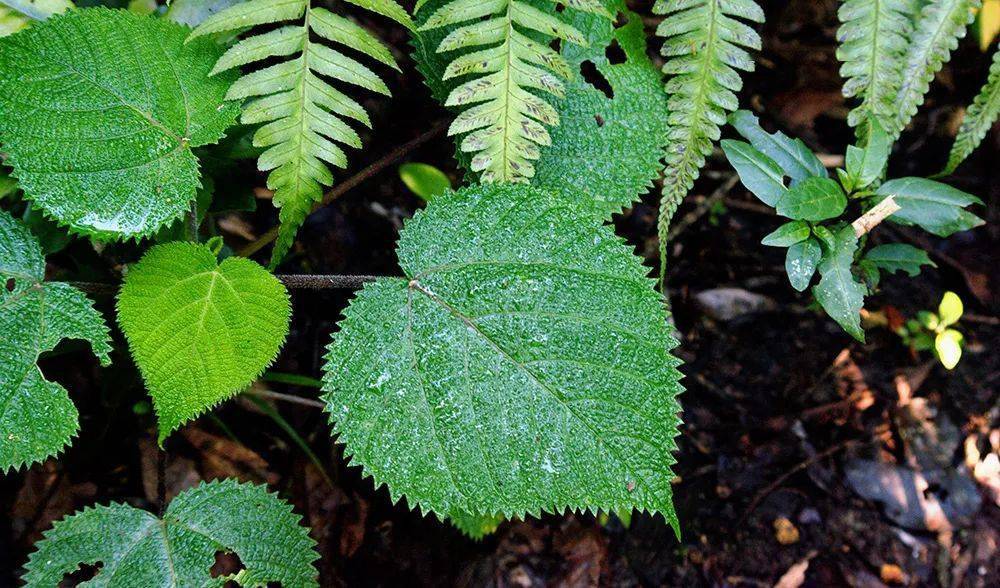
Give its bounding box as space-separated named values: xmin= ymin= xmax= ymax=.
xmin=934 ymin=328 xmax=963 ymax=369
xmin=413 ymin=0 xmax=671 ymax=218
xmin=0 ymin=0 xmax=72 ymax=37
xmin=0 ymin=9 xmax=240 ymax=240
xmin=813 ymin=226 xmax=867 ymax=341
xmin=399 ymin=162 xmax=452 ymax=201
xmin=0 ymin=210 xmax=111 ymax=472
xmin=938 ymin=290 xmax=964 ymax=326
xmin=117 ymin=242 xmax=291 ymax=442
xmin=322 ymin=183 xmax=684 ymax=531
xmin=23 ymin=480 xmax=319 ymax=587
xmin=188 ymin=0 xmax=410 ymax=268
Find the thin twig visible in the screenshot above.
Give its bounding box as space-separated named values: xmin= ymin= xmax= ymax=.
xmin=68 ymin=274 xmax=388 ymax=295
xmin=245 ymin=388 xmax=325 ymax=409
xmin=237 ymin=121 xmax=449 ymax=259
xmin=852 ymin=195 xmax=900 ymax=237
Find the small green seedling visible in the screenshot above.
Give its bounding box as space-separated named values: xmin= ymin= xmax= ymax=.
xmin=897 ymin=292 xmax=966 ymax=370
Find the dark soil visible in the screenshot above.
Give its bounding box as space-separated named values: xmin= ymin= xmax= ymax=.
xmin=2 ymin=1 xmax=998 ymax=586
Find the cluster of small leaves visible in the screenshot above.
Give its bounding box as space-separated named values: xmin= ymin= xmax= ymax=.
xmin=895 ymin=291 xmax=965 ymax=369
xmin=322 ymin=182 xmax=684 ymax=533
xmin=412 ymin=0 xmax=672 ymax=218
xmin=188 ymin=0 xmax=412 ymax=267
xmin=117 ymin=241 xmax=292 ymax=442
xmin=723 ymin=111 xmax=982 ymax=340
xmin=653 ymin=0 xmax=765 ymax=280
xmin=0 ymin=210 xmax=111 ymax=471
xmin=415 ymin=0 xmax=610 ymax=183
xmin=0 ymin=8 xmax=240 ymax=240
xmin=24 ymin=480 xmax=320 ymax=587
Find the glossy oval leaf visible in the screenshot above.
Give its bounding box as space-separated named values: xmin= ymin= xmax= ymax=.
xmin=776 ymin=177 xmax=847 ymax=221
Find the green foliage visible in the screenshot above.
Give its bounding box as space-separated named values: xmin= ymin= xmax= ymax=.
xmin=896 ymin=291 xmax=965 ymax=369
xmin=655 ymin=0 xmax=765 ymax=275
xmin=0 ymin=210 xmax=111 ymax=471
xmin=117 ymin=242 xmax=291 ymax=442
xmin=942 ymin=46 xmax=1000 ymax=174
xmin=23 ymin=479 xmax=319 ymax=587
xmin=413 ymin=0 xmax=671 ymax=218
xmin=322 ymin=183 xmax=683 ymax=531
xmin=891 ymin=0 xmax=978 ymax=139
xmin=399 ymin=162 xmax=453 ymax=201
xmin=836 ymin=0 xmax=914 ymax=134
xmin=416 ymin=0 xmax=609 ymax=183
xmin=0 ymin=0 xmax=71 ymax=36
xmin=0 ymin=8 xmax=240 ymax=240
xmin=189 ymin=0 xmax=411 ymax=268
xmin=448 ymin=510 xmax=505 ymax=539
xmin=722 ymin=110 xmax=982 ymax=341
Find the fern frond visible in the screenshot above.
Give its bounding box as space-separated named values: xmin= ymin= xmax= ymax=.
xmin=653 ymin=0 xmax=764 ymax=280
xmin=418 ymin=0 xmax=610 ymax=183
xmin=891 ymin=0 xmax=979 ymax=139
xmin=188 ymin=0 xmax=411 ymax=268
xmin=836 ymin=0 xmax=914 ymax=133
xmin=942 ymin=46 xmax=1000 ymax=174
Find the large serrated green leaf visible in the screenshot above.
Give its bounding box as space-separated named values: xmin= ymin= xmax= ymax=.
xmin=412 ymin=0 xmax=668 ymax=217
xmin=23 ymin=479 xmax=319 ymax=587
xmin=0 ymin=8 xmax=240 ymax=240
xmin=0 ymin=209 xmax=111 ymax=472
xmin=322 ymin=183 xmax=683 ymax=532
xmin=117 ymin=242 xmax=291 ymax=442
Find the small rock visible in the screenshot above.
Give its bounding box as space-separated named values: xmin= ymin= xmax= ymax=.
xmin=774 ymin=517 xmax=800 ymax=545
xmin=694 ymin=288 xmax=778 ymax=321
xmin=880 ymin=563 xmax=907 ymax=585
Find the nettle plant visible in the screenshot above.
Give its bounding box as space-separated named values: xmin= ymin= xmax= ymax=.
xmin=0 ymin=0 xmax=993 ymax=583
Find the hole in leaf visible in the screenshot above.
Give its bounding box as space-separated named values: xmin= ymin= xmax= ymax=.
xmin=59 ymin=562 xmax=102 ymax=586
xmin=594 ymin=115 xmax=605 ymax=127
xmin=605 ymin=39 xmax=626 ymax=65
xmin=5 ymin=278 xmax=14 ymax=292
xmin=613 ymin=11 xmax=629 ymax=28
xmin=580 ymin=60 xmax=614 ymax=99
xmin=211 ymin=550 xmax=245 ymax=583
xmin=554 ymin=3 xmax=565 ymax=12
xmin=549 ymin=37 xmax=561 ymax=52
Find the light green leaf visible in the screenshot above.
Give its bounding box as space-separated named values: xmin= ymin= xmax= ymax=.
xmin=762 ymin=221 xmax=811 ymax=247
xmin=23 ymin=480 xmax=319 ymax=587
xmin=0 ymin=8 xmax=240 ymax=240
xmin=934 ymin=328 xmax=963 ymax=369
xmin=845 ymin=117 xmax=892 ymax=189
xmin=0 ymin=210 xmax=111 ymax=472
xmin=730 ymin=110 xmax=827 ymax=182
xmin=448 ymin=510 xmax=504 ymax=539
xmin=190 ymin=0 xmax=404 ymax=268
xmin=813 ymin=226 xmax=867 ymax=341
xmin=414 ymin=0 xmax=670 ymax=218
xmin=812 ymin=224 xmax=837 ymax=250
xmin=722 ymin=139 xmax=787 ymax=207
xmin=776 ymin=177 xmax=848 ymax=221
xmin=117 ymin=242 xmax=291 ymax=442
xmin=864 ymin=243 xmax=935 ymax=276
xmin=0 ymin=0 xmax=71 ymax=37
xmin=938 ymin=290 xmax=963 ymax=326
xmin=875 ymin=176 xmax=984 ymax=236
xmin=942 ymin=46 xmax=1000 ymax=174
xmin=322 ymin=183 xmax=683 ymax=531
xmin=399 ymin=162 xmax=452 ymax=201
xmin=785 ymin=237 xmax=822 ymax=291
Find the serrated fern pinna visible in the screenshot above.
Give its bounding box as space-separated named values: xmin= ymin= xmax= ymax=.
xmin=188 ymin=0 xmax=412 ymax=268
xmin=653 ymin=0 xmax=764 ymax=282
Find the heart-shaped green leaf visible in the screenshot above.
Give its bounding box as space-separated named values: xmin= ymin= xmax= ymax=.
xmin=117 ymin=242 xmax=291 ymax=441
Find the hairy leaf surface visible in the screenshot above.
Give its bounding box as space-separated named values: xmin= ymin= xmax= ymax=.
xmin=117 ymin=242 xmax=291 ymax=441
xmin=0 ymin=210 xmax=111 ymax=471
xmin=322 ymin=183 xmax=683 ymax=530
xmin=189 ymin=0 xmax=411 ymax=267
xmin=0 ymin=8 xmax=239 ymax=239
xmin=23 ymin=480 xmax=319 ymax=587
xmin=942 ymin=46 xmax=1000 ymax=174
xmin=413 ymin=0 xmax=669 ymax=217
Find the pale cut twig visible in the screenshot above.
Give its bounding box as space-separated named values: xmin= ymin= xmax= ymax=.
xmin=852 ymin=195 xmax=900 ymax=237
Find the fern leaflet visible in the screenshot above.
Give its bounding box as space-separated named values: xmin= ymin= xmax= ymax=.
xmin=654 ymin=0 xmax=764 ymax=280
xmin=942 ymin=46 xmax=1000 ymax=174
xmin=836 ymin=0 xmax=914 ymax=134
xmin=891 ymin=0 xmax=979 ymax=139
xmin=188 ymin=0 xmax=412 ymax=268
xmin=418 ymin=0 xmax=610 ymax=183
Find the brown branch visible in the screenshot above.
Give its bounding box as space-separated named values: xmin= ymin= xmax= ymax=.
xmin=237 ymin=121 xmax=450 ymax=259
